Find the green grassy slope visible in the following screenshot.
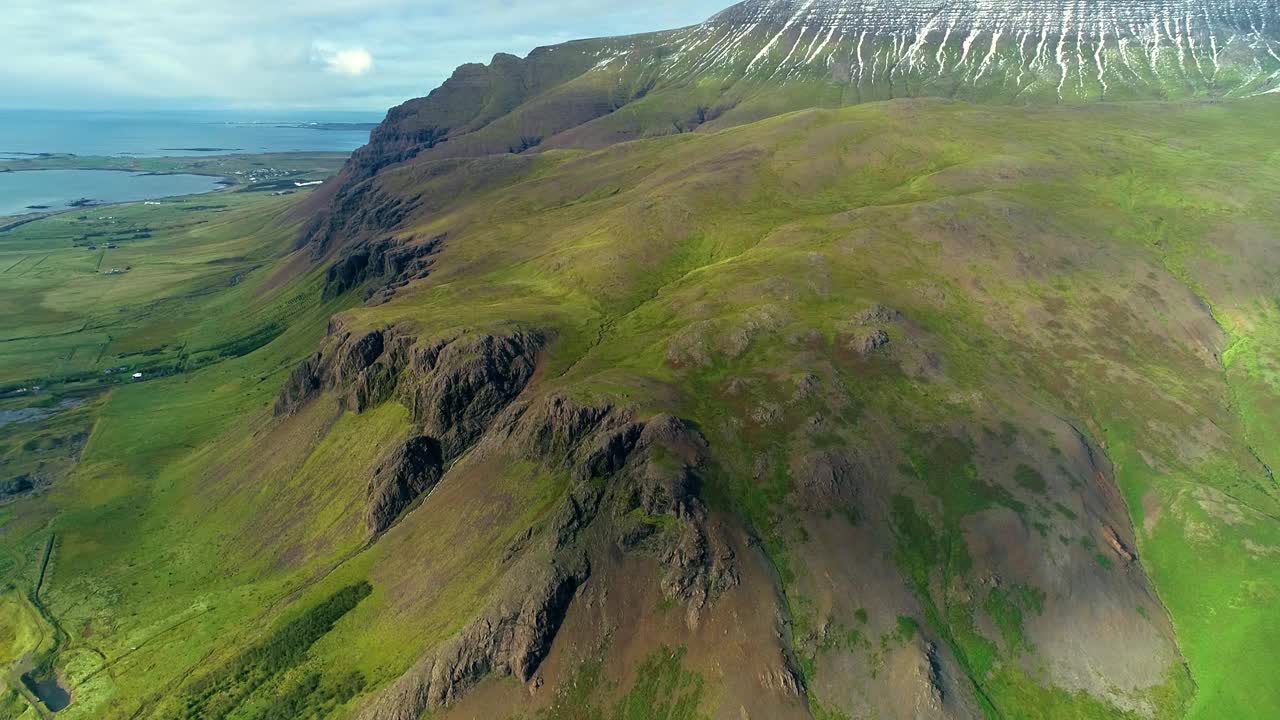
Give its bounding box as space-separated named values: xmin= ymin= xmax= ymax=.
xmin=344 ymin=96 xmax=1280 ymax=720
xmin=1 ymin=96 xmax=1278 ymax=719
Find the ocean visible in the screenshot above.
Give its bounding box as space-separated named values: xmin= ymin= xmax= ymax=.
xmin=0 ymin=109 xmax=381 ymax=158
xmin=0 ymin=109 xmax=382 ymax=216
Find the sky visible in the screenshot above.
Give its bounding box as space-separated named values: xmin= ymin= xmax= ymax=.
xmin=3 ymin=0 xmax=733 ymax=112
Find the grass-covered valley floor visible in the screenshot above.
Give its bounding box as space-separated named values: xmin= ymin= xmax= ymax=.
xmin=1 ymin=97 xmax=1279 ymax=720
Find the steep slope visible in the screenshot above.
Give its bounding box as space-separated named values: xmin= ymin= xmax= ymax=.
xmin=287 ymin=95 xmax=1280 ymax=720
xmin=5 ymin=4 xmax=1280 ymax=720
xmin=5 ymin=94 xmax=1277 ymax=720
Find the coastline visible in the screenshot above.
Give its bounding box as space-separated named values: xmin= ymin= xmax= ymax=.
xmin=0 ymin=168 xmax=237 ymax=223
xmin=0 ymin=151 xmax=350 ymax=224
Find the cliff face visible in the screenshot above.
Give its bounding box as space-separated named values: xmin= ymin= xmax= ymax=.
xmin=343 ymin=48 xmax=608 ymax=180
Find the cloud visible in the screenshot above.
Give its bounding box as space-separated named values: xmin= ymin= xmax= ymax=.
xmin=0 ymin=0 xmax=731 ymax=111
xmin=317 ymin=46 xmax=374 ymax=76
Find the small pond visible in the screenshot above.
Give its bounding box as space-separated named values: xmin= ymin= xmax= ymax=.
xmin=21 ymin=671 xmax=71 ymax=712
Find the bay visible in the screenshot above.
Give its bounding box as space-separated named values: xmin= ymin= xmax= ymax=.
xmin=0 ymin=109 xmax=379 ymax=158
xmin=0 ymin=169 xmax=227 ymax=216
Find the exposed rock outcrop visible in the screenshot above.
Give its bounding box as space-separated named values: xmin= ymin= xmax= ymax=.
xmin=365 ymin=436 xmax=444 ymax=535
xmin=339 ymin=45 xmax=629 ymax=183
xmin=301 ymin=181 xmax=420 ymax=259
xmin=859 ymin=303 xmax=904 ymax=324
xmin=405 ymin=331 xmax=546 ymax=459
xmin=274 ymin=352 xmax=325 ymax=416
xmin=606 ymin=414 xmax=740 ymax=628
xmin=273 ymin=326 xmax=545 ymax=436
xmin=272 ymin=323 xmax=416 ymax=417
xmin=852 ymin=327 xmax=890 ymax=355
xmin=0 ymin=474 xmax=34 ymax=500
xmin=276 ymin=326 xmax=548 ymax=536
xmin=358 ymin=555 xmax=589 ymax=720
xmin=1102 ymin=525 xmax=1137 ymax=564
xmin=323 ymin=233 xmax=444 ymax=300
xmin=359 ymin=397 xmax=739 ymax=719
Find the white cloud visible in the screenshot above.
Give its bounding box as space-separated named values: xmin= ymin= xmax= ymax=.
xmin=320 ymin=46 xmax=374 ymax=76
xmin=0 ymin=0 xmax=730 ymax=110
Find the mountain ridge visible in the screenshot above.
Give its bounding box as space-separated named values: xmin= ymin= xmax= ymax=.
xmin=301 ymin=0 xmax=1279 ymax=256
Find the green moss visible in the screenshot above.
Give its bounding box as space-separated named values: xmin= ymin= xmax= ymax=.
xmin=901 ymin=435 xmax=1025 ymax=522
xmin=895 ymin=615 xmax=919 ymax=641
xmin=534 ymin=645 xmax=707 ymax=720
xmin=177 ymin=582 xmax=371 ymax=719
xmin=983 ymin=584 xmax=1044 ymax=656
xmin=984 ymin=662 xmax=1193 ymax=720
xmin=1014 ymin=464 xmax=1047 ymax=494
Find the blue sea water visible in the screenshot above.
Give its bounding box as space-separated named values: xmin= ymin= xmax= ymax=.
xmin=0 ymin=170 xmax=228 ymax=217
xmin=0 ymin=109 xmax=382 ymax=216
xmin=0 ymin=109 xmax=381 ymax=157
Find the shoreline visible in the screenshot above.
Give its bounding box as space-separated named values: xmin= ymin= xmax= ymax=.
xmin=0 ymin=167 xmax=238 ymax=224
xmin=0 ymin=150 xmax=352 ymax=225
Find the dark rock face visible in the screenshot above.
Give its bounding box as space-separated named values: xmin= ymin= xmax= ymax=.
xmin=502 ymin=394 xmax=629 ymax=466
xmin=573 ymin=421 xmax=645 ymax=482
xmin=334 ymin=331 xmax=386 ymax=385
xmin=323 ymin=233 xmax=445 ymax=300
xmin=365 ymin=436 xmax=445 ymax=535
xmin=0 ymin=474 xmax=34 ymax=499
xmin=627 ymin=414 xmax=708 ymax=519
xmin=273 ymin=326 xmax=544 ymax=432
xmin=507 ymin=398 xmax=740 ymax=625
xmin=273 ymin=323 xmax=415 ymax=417
xmin=274 ymin=353 xmax=326 ymax=416
xmin=406 ymin=331 xmax=546 ymax=459
xmin=359 ymin=556 xmax=590 ymax=720
xmin=358 ymin=398 xmax=738 ymax=720
xmin=607 ymin=414 xmax=739 ymax=628
xmin=344 ymin=48 xmax=616 ymax=181
xmin=301 ymin=181 xmax=421 ymax=259
xmin=275 ymin=326 xmax=548 ymax=534
xmin=302 ymin=47 xmax=616 ymax=276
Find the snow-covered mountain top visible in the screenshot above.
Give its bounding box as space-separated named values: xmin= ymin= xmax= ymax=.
xmin=708 ymin=0 xmax=1280 ymax=35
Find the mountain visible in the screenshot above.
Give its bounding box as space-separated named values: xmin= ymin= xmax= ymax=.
xmin=303 ymin=0 xmax=1279 ymax=254
xmin=3 ymin=2 xmax=1280 ymax=720
xmin=322 ymin=0 xmax=1280 ymax=181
